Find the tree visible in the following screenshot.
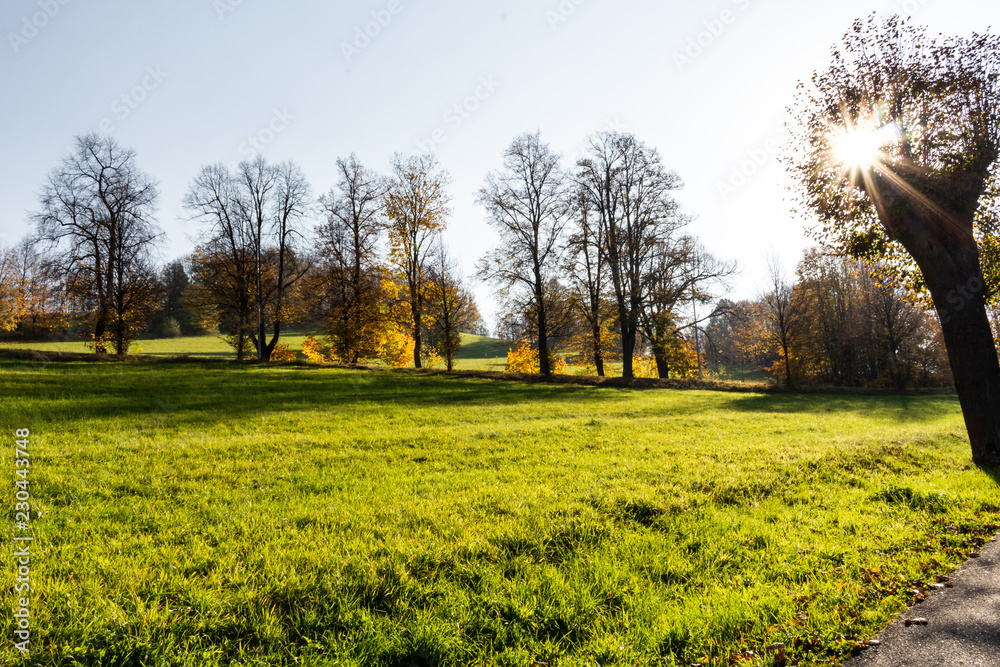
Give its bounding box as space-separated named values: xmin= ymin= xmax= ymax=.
xmin=476 ymin=132 xmax=567 ymax=376
xmin=565 ymin=188 xmax=613 ymax=376
xmin=385 ymin=153 xmax=450 ymax=368
xmin=32 ymin=133 xmax=161 ymax=355
xmin=788 ymin=16 xmax=1000 ymax=464
xmin=316 ymin=155 xmax=391 ymax=363
xmin=0 ymin=244 xmax=17 ymax=332
xmin=151 ymin=260 xmax=200 ymax=337
xmin=576 ymin=131 xmax=687 ymax=379
xmin=184 ymin=157 xmax=311 ymax=361
xmin=761 ymin=257 xmax=805 ymax=387
xmin=425 ymin=241 xmax=476 ymax=371
xmin=184 ymin=164 xmax=255 ymax=359
xmin=640 ymin=237 xmax=736 ymax=379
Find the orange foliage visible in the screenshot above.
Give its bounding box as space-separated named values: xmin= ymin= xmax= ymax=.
xmin=270 ymin=343 xmax=298 ymax=362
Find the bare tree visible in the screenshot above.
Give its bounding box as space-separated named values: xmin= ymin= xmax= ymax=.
xmin=316 ymin=155 xmax=389 ymax=362
xmin=184 ymin=164 xmax=255 ymax=359
xmin=385 ymin=153 xmax=450 ymax=368
xmin=576 ymin=131 xmax=686 ymax=379
xmin=185 ymin=157 xmax=311 ymax=361
xmin=32 ymin=133 xmax=161 ymax=355
xmin=565 ymin=188 xmax=612 ymax=376
xmin=788 ymin=16 xmax=1000 ymax=464
xmin=476 ymin=132 xmax=567 ymax=376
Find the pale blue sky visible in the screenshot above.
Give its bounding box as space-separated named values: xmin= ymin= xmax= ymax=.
xmin=1 ymin=0 xmax=994 ymax=326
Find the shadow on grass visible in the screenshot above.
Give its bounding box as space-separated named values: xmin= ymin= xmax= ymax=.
xmin=0 ymin=355 xmax=965 ymax=434
xmin=718 ymin=392 xmax=959 ymax=423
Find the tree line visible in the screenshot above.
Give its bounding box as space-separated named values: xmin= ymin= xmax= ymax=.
xmin=1 ymin=127 xmax=996 ymax=388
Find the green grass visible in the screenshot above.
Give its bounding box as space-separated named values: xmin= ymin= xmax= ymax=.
xmin=0 ymin=359 xmax=996 ymax=666
xmin=0 ymin=332 xmax=511 ymax=370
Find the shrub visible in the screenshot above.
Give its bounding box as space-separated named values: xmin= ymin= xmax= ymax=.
xmin=158 ymin=317 xmax=182 ymax=339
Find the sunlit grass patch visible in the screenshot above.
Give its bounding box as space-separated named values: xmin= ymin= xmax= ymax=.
xmin=0 ymin=360 xmax=995 ymax=666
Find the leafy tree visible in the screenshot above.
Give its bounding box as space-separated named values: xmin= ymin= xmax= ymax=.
xmin=385 ymin=153 xmax=450 ymax=368
xmin=32 ymin=134 xmax=161 ymax=355
xmin=640 ymin=237 xmax=735 ymax=379
xmin=788 ymin=16 xmax=1000 ymax=464
xmin=152 ymin=260 xmax=199 ymax=337
xmin=476 ymin=132 xmax=568 ymax=376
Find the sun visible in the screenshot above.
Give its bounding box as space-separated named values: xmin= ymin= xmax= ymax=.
xmin=830 ymin=122 xmax=899 ymax=170
xmin=833 ymin=130 xmax=883 ymax=168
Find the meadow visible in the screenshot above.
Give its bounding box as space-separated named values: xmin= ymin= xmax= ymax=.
xmin=0 ymin=333 xmax=514 ymax=372
xmin=0 ymin=355 xmax=997 ymax=666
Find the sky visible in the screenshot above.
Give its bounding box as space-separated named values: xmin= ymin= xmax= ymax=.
xmin=0 ymin=0 xmax=994 ymax=328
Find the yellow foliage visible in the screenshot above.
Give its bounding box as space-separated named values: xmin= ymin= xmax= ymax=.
xmin=665 ymin=338 xmax=700 ymax=379
xmin=422 ymin=348 xmax=444 ymax=370
xmin=379 ymin=326 xmax=414 ymax=368
xmin=634 ymin=356 xmax=659 ymax=379
xmin=85 ymin=332 xmax=115 ymax=355
xmin=301 ymin=335 xmax=333 ymax=363
xmin=506 ymin=341 xmax=539 ymax=374
xmin=301 ymin=334 xmax=345 ymax=364
xmin=506 ymin=342 xmax=533 ymax=373
xmin=550 ymin=355 xmax=568 ymax=375
xmin=270 ymin=343 xmax=297 ymax=362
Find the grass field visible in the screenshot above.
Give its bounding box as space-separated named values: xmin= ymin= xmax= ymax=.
xmin=0 ymin=332 xmax=513 ymax=371
xmin=1 ymin=358 xmax=997 ymax=666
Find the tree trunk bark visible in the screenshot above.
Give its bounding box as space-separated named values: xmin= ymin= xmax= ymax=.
xmin=917 ymin=243 xmax=1000 ymax=467
xmin=412 ymin=307 xmax=422 ymax=369
xmin=653 ymin=345 xmax=670 ymax=379
xmin=781 ymin=341 xmax=793 ymax=388
xmin=93 ymin=311 xmax=108 ymax=355
xmin=537 ymin=303 xmax=551 ymax=377
xmin=621 ymin=325 xmax=635 ymax=379
xmin=592 ymin=323 xmax=605 ymax=378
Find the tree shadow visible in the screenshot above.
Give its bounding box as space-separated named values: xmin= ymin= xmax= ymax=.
xmin=717 ymin=392 xmax=959 ymax=423
xmin=0 ymin=358 xmax=967 ymax=433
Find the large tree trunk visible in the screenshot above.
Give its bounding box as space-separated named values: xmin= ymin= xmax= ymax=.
xmin=653 ymin=345 xmax=670 ymax=379
xmin=914 ymin=238 xmax=1000 ymax=467
xmin=621 ymin=325 xmax=636 ymax=379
